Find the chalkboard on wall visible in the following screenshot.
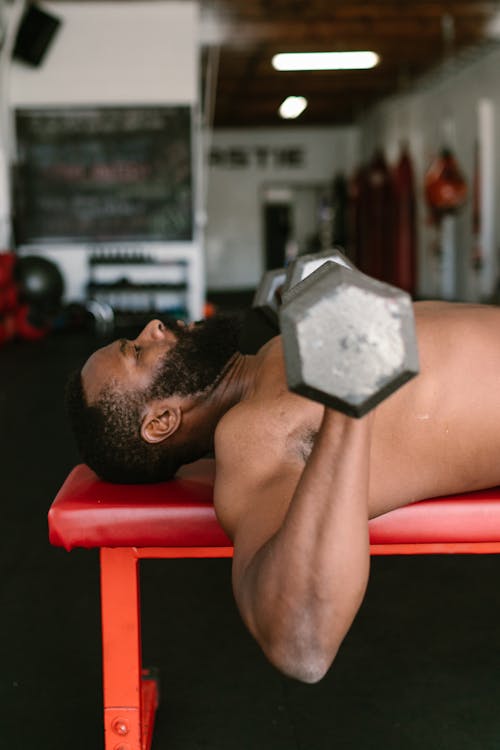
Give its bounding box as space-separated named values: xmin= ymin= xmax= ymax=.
xmin=14 ymin=106 xmax=193 ymax=243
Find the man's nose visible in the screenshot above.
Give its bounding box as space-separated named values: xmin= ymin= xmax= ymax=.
xmin=136 ymin=319 xmax=166 ymax=343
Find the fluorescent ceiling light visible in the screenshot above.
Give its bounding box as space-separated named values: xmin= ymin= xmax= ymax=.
xmin=279 ymin=96 xmax=308 ymax=119
xmin=272 ymin=51 xmax=380 ymax=71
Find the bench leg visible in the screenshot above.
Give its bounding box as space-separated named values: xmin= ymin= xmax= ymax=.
xmin=100 ymin=548 xmax=159 ymax=750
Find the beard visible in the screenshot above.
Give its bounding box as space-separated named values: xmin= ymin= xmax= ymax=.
xmin=145 ymin=313 xmax=243 ymax=401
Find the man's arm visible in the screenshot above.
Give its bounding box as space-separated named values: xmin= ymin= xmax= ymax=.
xmin=215 ymin=408 xmax=372 ymax=683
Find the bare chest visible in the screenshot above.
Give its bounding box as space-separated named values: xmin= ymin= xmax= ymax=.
xmin=246 ymin=307 xmax=500 ymax=515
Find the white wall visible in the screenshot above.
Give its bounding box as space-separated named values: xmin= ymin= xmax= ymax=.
xmin=205 ymin=127 xmax=359 ymax=290
xmin=8 ymin=1 xmax=198 ymax=108
xmin=0 ymin=1 xmax=201 ymax=305
xmin=359 ymin=45 xmax=500 ymax=301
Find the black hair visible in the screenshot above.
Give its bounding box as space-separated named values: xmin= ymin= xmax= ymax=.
xmin=65 ymin=370 xmax=187 ymax=483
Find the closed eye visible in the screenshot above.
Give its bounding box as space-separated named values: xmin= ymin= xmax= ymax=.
xmin=134 ymin=345 xmax=141 ymax=361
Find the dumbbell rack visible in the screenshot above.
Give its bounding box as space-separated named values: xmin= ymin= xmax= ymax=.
xmin=87 ymin=244 xmax=204 ymax=325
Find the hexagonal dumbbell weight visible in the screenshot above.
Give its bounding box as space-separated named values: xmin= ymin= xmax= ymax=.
xmin=252 ymin=248 xmax=354 ymax=331
xmin=283 ymin=247 xmax=355 ymax=295
xmin=280 ymin=262 xmax=419 ymax=417
xmin=238 ymin=267 xmax=286 ymax=354
xmin=252 ymin=267 xmax=287 ymax=328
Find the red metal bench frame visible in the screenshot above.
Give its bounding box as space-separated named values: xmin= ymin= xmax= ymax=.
xmin=48 ymin=462 xmax=500 ymax=750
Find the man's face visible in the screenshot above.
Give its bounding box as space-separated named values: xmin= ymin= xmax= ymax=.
xmin=81 ymin=314 xmax=241 ymax=405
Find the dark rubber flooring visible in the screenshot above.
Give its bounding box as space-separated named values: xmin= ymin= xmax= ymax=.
xmin=1 ymin=330 xmax=500 ymax=749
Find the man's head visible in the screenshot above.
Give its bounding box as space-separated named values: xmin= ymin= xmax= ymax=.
xmin=65 ymin=314 xmax=241 ymax=483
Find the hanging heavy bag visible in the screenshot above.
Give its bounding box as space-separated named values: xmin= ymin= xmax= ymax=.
xmin=425 ymin=148 xmax=468 ymax=220
xmin=348 ymin=165 xmax=369 ymax=271
xmin=331 ymin=173 xmax=349 ymax=250
xmin=471 ymin=141 xmax=482 ymax=271
xmin=393 ymin=147 xmax=417 ymax=296
xmin=363 ymin=151 xmax=395 ymax=284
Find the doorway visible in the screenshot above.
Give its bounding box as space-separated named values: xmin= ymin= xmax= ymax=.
xmin=262 ymin=183 xmax=330 ymax=271
xmin=263 ymin=201 xmax=292 ymax=270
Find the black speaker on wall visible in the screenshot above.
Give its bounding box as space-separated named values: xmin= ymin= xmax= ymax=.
xmin=13 ymin=3 xmax=61 ymax=67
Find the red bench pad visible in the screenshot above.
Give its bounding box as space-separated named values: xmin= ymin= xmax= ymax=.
xmin=49 ymin=464 xmax=500 ymax=551
xmin=49 ymin=463 xmax=231 ymax=551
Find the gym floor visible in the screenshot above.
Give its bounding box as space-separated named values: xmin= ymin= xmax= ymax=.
xmin=2 ymin=327 xmax=500 ymax=750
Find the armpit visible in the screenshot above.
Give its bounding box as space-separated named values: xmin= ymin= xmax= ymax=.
xmin=286 ymin=426 xmax=318 ymax=464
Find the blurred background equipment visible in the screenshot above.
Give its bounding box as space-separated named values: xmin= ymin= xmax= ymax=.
xmin=15 ymin=255 xmax=64 ymax=315
xmin=12 ymin=2 xmax=61 ymax=67
xmin=0 ymin=252 xmax=65 ymax=345
xmin=392 ymin=147 xmax=417 ymax=296
xmin=425 ymin=147 xmax=468 ymax=299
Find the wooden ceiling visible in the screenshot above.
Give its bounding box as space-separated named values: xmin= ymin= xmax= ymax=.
xmin=200 ymin=0 xmax=500 ymax=127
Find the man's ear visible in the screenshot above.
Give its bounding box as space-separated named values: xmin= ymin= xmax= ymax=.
xmin=140 ymin=401 xmax=182 ymax=445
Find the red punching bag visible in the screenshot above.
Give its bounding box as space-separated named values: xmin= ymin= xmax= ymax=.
xmin=424 ymin=147 xmax=468 ymax=300
xmin=347 ymin=166 xmax=369 ymax=269
xmin=425 ymin=148 xmax=467 ymax=220
xmin=393 ymin=147 xmax=417 ymax=295
xmin=347 ymin=167 xmax=361 ymax=266
xmin=471 ymin=140 xmax=482 ymax=271
xmin=363 ymin=151 xmax=395 ymax=283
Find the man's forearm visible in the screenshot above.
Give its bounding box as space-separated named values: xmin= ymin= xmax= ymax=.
xmin=233 ymin=409 xmax=372 ymax=682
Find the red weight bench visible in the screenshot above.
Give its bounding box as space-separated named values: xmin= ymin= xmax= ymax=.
xmin=48 ymin=462 xmax=500 ymax=750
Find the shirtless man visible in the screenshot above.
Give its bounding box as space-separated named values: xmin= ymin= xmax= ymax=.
xmin=66 ymin=301 xmax=500 ymax=683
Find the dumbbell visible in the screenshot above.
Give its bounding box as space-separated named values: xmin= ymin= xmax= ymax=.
xmin=280 ymin=262 xmax=419 ymax=417
xmin=85 ymin=300 xmax=115 ymax=338
xmin=238 ymin=267 xmax=286 ymax=354
xmin=282 ymin=247 xmax=355 ymax=294
xmin=251 ymin=248 xmax=355 ymax=330
xmin=243 ymin=249 xmax=358 ymax=356
xmin=252 ymin=267 xmax=287 ymax=329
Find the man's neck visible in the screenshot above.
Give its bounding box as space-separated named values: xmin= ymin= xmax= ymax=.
xmin=180 ymin=336 xmax=278 ymax=459
xmin=181 ymin=351 xmax=257 ymax=451
xmin=205 ymin=351 xmax=259 ymax=417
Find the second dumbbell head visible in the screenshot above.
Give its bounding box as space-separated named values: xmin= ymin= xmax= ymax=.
xmin=252 ymin=267 xmax=287 ymax=326
xmin=283 ymin=247 xmax=355 ymax=294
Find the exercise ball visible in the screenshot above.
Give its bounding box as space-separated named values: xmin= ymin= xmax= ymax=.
xmin=15 ymin=255 xmax=64 ymax=314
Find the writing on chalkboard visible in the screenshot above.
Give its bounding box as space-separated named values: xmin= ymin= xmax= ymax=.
xmin=14 ymin=106 xmax=193 ymax=244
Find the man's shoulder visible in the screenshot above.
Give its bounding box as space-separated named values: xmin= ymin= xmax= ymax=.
xmin=214 ymin=399 xmax=278 ymax=465
xmin=213 ymin=397 xmax=303 ymax=539
xmin=214 ymin=378 xmax=299 ymax=452
xmin=214 ymin=372 xmax=321 ymax=465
